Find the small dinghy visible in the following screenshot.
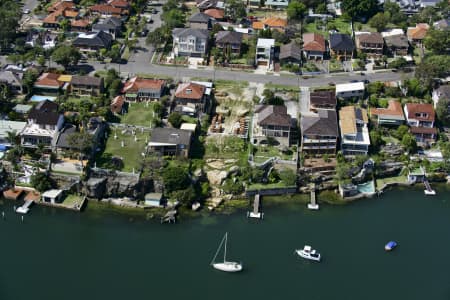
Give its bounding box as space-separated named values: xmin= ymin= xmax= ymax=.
xmin=385 ymin=241 xmax=397 ymax=251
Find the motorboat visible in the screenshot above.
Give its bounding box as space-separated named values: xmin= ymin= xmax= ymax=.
xmin=210 ymin=232 xmax=243 ymax=273
xmin=385 ymin=241 xmax=397 ymax=251
xmin=295 ymin=245 xmax=321 ymax=262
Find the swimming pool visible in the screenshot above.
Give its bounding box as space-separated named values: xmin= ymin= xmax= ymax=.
xmin=30 ymin=95 xmax=56 ymax=102
xmin=357 ymin=181 xmax=376 ymax=194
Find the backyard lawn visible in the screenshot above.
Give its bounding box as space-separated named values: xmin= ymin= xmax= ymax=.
xmin=253 ymin=145 xmax=296 ymax=164
xmin=118 ymin=101 xmax=157 ymax=127
xmin=96 ymin=128 xmax=149 ymax=172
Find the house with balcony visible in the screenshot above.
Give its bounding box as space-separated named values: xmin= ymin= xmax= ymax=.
xmin=253 ymin=105 xmax=294 ymax=147
xmin=172 ymin=28 xmax=209 ymax=57
xmin=355 ymin=32 xmax=384 ymax=58
xmin=70 ymin=75 xmax=104 ymax=96
xmin=302 ymin=33 xmax=326 ymax=60
xmin=256 ymin=38 xmax=275 ymax=69
xmin=122 ymin=77 xmax=166 ymax=101
xmin=309 ymin=91 xmax=336 ymax=111
xmin=33 ymin=73 xmax=67 ymax=95
xmin=382 ymin=30 xmax=409 ymax=56
xmin=339 ymin=106 xmax=370 ymax=155
xmin=174 ymin=82 xmax=211 ymax=116
xmin=20 ymin=100 xmax=64 ymax=149
xmin=370 ymin=100 xmax=405 ymax=126
xmin=329 ymin=33 xmax=354 ymax=60
xmin=404 ymin=103 xmax=437 ymax=144
xmin=215 ymin=31 xmax=244 ymax=56
xmin=148 ymin=127 xmax=192 ymax=158
xmin=301 ymin=109 xmax=338 ymax=155
xmin=335 ymin=82 xmax=365 ymax=99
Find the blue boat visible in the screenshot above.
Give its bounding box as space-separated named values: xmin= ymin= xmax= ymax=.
xmin=385 ymin=241 xmax=397 ymax=251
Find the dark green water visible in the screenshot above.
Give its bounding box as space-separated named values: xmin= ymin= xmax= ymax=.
xmin=1 ymin=185 xmax=450 ymax=300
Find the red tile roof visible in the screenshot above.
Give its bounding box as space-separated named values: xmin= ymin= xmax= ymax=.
xmin=89 ymin=4 xmax=123 ymax=15
xmin=35 ymin=73 xmax=64 ymax=88
xmin=48 ymin=1 xmax=74 ymax=12
xmin=371 ymin=100 xmax=404 ymax=117
xmin=71 ymin=18 xmax=90 ymax=28
xmin=407 ymin=24 xmax=429 ymax=40
xmin=302 ymin=33 xmax=326 ymax=52
xmin=204 ymin=8 xmax=224 ymax=19
xmin=405 ymin=103 xmax=435 ymax=122
xmin=108 ymin=0 xmax=130 ymax=8
xmin=175 ymin=82 xmax=205 ymax=100
xmin=122 ymin=77 xmax=165 ymax=93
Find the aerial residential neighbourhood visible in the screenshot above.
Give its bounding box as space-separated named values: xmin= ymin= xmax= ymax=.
xmin=0 ymin=0 xmax=450 ymax=296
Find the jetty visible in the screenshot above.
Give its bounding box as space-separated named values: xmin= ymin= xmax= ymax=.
xmin=16 ymin=200 xmax=34 ymax=214
xmin=307 ymin=184 xmax=319 ymax=210
xmin=424 ymin=180 xmax=436 ymax=196
xmin=161 ymin=210 xmax=177 ymax=224
xmin=247 ymin=194 xmax=263 ymax=219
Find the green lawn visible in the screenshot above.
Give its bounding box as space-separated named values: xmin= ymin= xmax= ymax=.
xmin=247 ymin=182 xmax=296 ymax=191
xmin=62 ymin=194 xmax=84 ymax=208
xmin=215 ymin=79 xmax=249 ymax=97
xmin=329 ymin=59 xmax=344 ymax=72
xmin=264 ymin=83 xmax=300 ymax=92
xmin=253 ymin=145 xmax=295 ymax=164
xmin=96 ymin=129 xmax=148 ymax=172
xmin=376 ymin=175 xmax=407 ymax=188
xmin=118 ymin=101 xmax=157 ymax=127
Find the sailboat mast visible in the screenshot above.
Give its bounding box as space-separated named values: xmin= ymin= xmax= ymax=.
xmin=210 ymin=233 xmax=226 ymax=265
xmin=223 ymin=232 xmax=227 ymax=262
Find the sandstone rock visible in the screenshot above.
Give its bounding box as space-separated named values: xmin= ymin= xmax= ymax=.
xmin=207 ymin=170 xmax=228 ymax=185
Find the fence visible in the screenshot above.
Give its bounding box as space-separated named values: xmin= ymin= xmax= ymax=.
xmin=245 ymin=186 xmax=298 ymax=196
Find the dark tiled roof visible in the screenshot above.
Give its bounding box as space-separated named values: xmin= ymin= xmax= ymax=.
xmin=189 ymin=12 xmax=212 ymax=23
xmin=357 ymin=32 xmax=383 ymax=44
xmin=55 ymin=124 xmax=77 ymax=148
xmin=28 ymin=100 xmax=60 ymax=125
xmin=384 ymin=34 xmax=409 ymax=48
xmin=310 ymin=91 xmax=336 ymax=107
xmin=301 ymin=109 xmax=338 ymax=136
xmin=150 ymin=127 xmax=192 ymax=146
xmin=73 ymin=31 xmax=112 ymax=48
xmin=279 ymin=42 xmax=302 ymax=61
xmin=172 ymin=28 xmax=209 ymax=39
xmin=330 ymin=33 xmax=355 ymax=51
xmin=215 ymin=31 xmax=243 ymax=44
xmin=71 ymin=75 xmax=103 ymax=87
xmin=256 ymin=105 xmax=292 ymax=127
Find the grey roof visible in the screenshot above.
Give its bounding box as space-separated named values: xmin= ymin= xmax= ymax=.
xmin=189 ymin=12 xmax=212 ymax=23
xmin=71 ymin=75 xmax=103 ymax=87
xmin=330 ymin=33 xmax=355 ymax=51
xmin=436 ymin=85 xmax=450 ymax=101
xmin=0 ymin=71 xmax=22 ymax=86
xmin=301 ymin=109 xmax=338 ymax=136
xmin=150 ymin=127 xmax=192 ymax=146
xmin=256 ymin=105 xmax=292 ymax=127
xmin=55 ymin=124 xmax=77 ymax=149
xmin=28 ymin=100 xmax=60 ymax=125
xmin=279 ymin=42 xmax=302 ymax=61
xmin=310 ymin=91 xmax=336 ymax=107
xmin=73 ymin=31 xmax=112 ymax=48
xmin=384 ymin=34 xmax=409 ymax=48
xmin=215 ymin=31 xmax=243 ymax=44
xmin=93 ymin=17 xmax=122 ymax=32
xmin=172 ymin=28 xmax=209 ymax=39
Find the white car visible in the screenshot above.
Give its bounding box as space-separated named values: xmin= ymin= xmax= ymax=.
xmin=23 ymin=8 xmax=30 ymax=14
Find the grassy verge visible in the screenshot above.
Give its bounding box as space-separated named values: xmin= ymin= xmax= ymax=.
xmin=265 ymin=82 xmax=300 ymax=92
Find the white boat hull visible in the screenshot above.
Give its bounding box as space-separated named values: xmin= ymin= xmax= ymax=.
xmin=212 ymin=262 xmax=243 ymax=272
xmin=295 ymin=250 xmax=321 ymax=262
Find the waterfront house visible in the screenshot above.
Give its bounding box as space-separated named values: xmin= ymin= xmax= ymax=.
xmin=253 ymin=105 xmax=294 ymax=147
xmin=256 ymin=38 xmax=275 ymax=70
xmin=0 ymin=70 xmax=23 ymax=94
xmin=33 ymin=73 xmax=66 ymax=95
xmin=122 ymin=77 xmax=166 ymax=101
xmin=148 ymin=127 xmax=192 ymax=158
xmin=144 ymin=193 xmax=163 ymax=206
xmin=329 ymin=33 xmax=354 ymax=60
xmin=42 ymin=189 xmax=64 ymax=204
xmin=370 ymin=100 xmax=405 ymax=126
xmin=215 ymin=31 xmax=244 ymax=56
xmin=92 ymin=17 xmax=123 ymax=39
xmin=70 ymin=75 xmax=104 ymax=96
xmin=355 ymin=32 xmax=384 ymax=58
xmin=404 ymin=103 xmax=437 ymax=145
xmin=174 ymin=82 xmax=211 ymax=116
xmin=72 ymin=31 xmax=113 ymax=52
xmin=188 ymin=12 xmax=213 ymax=30
xmin=279 ymin=42 xmax=302 ymax=65
xmin=309 ymin=90 xmax=336 ymax=111
xmin=300 ymin=109 xmax=338 ymax=155
xmin=339 ymin=106 xmax=370 ymax=155
xmin=407 ymin=23 xmax=429 ymax=45
xmin=20 ymin=100 xmax=64 ymax=149
xmin=302 ymin=33 xmax=326 ymax=60
xmin=172 ymin=28 xmax=209 ymax=57
xmin=335 ymin=82 xmax=365 ymax=99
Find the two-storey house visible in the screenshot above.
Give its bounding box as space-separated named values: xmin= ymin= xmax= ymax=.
xmin=215 ymin=31 xmax=244 ymax=56
xmin=404 ymin=103 xmax=437 ymax=145
xmin=301 ymin=109 xmax=338 ymax=155
xmin=122 ymin=77 xmax=166 ymax=101
xmin=256 ymin=38 xmax=275 ymax=69
xmin=329 ymin=33 xmax=354 ymax=61
xmin=339 ymin=106 xmax=370 ymax=155
xmin=148 ymin=127 xmax=192 ymax=158
xmin=172 ymin=28 xmax=209 ymax=57
xmin=355 ymin=32 xmax=384 ymax=58
xmin=253 ymin=105 xmax=293 ymax=147
xmin=20 ymin=100 xmax=64 ymax=149
xmin=70 ymin=75 xmax=104 ymax=96
xmin=174 ymin=82 xmax=211 ymax=116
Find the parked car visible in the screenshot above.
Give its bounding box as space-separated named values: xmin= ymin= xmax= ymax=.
xmin=141 ymin=29 xmax=149 ymax=37
xmin=23 ymin=8 xmax=30 ymax=14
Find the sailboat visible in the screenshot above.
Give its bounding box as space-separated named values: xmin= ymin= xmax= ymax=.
xmin=210 ymin=232 xmax=243 ymax=272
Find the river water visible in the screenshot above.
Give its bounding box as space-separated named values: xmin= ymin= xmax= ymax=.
xmin=1 ymin=185 xmax=450 ymax=300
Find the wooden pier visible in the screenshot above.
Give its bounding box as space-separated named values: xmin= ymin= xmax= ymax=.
xmin=424 ymin=180 xmax=436 ymax=196
xmin=161 ymin=210 xmax=177 ymax=224
xmin=307 ymin=184 xmax=319 ymax=210
xmin=247 ymin=194 xmax=263 ymax=219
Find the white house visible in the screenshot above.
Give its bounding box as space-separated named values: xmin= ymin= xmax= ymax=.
xmin=256 ymin=38 xmax=275 ymax=70
xmin=42 ymin=189 xmax=64 ymax=204
xmin=339 ymin=106 xmax=370 ymax=155
xmin=335 ymin=82 xmax=365 ymax=99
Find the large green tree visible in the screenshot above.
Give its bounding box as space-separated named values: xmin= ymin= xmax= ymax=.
xmin=0 ymin=0 xmax=20 ymax=51
xmin=30 ymin=172 xmax=54 ymax=193
xmin=424 ymin=29 xmax=450 ymax=55
xmin=342 ymin=0 xmax=379 ymax=35
xmin=162 ymin=165 xmax=190 ymax=194
xmin=368 ymin=12 xmax=389 ymax=32
xmin=51 ymin=45 xmax=81 ymax=69
xmin=225 ymin=0 xmax=246 ymax=22
xmin=436 ymin=98 xmax=450 ymax=126
xmin=415 ymin=55 xmax=450 ymax=87
xmin=67 ymin=131 xmax=94 ymax=166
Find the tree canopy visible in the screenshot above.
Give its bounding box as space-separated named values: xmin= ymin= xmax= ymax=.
xmin=162 ymin=165 xmax=190 ymax=194
xmin=424 ymin=29 xmax=450 ymax=55
xmin=30 ymin=172 xmax=55 ymax=193
xmin=287 ymin=0 xmax=307 ymax=23
xmin=225 ymin=0 xmax=246 ymax=22
xmin=168 ymin=112 xmax=183 ymax=128
xmin=0 ymin=0 xmax=21 ymax=51
xmin=368 ymin=12 xmax=389 ymax=32
xmin=51 ymin=45 xmax=81 ymax=69
xmin=342 ymin=0 xmax=379 ymax=21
